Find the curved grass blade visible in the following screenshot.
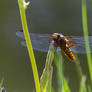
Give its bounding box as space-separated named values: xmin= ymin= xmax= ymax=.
xmin=40 ymin=44 xmax=54 ymax=92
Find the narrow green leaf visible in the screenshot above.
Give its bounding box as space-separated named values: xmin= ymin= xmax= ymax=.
xmin=54 ymin=51 xmax=71 ymax=92
xmin=82 ymin=0 xmax=92 ymax=83
xmin=79 ymin=76 xmax=87 ymax=92
xmin=40 ymin=44 xmax=54 ymax=92
xmin=88 ymin=86 xmax=92 ymax=92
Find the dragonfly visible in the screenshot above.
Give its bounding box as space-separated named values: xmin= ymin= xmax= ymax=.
xmin=16 ymin=31 xmax=92 ymax=61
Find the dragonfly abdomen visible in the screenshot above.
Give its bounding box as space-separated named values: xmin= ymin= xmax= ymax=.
xmin=61 ymin=47 xmax=76 ymax=62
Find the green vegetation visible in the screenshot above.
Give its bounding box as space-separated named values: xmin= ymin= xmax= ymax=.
xmin=0 ymin=79 xmax=5 ymax=92
xmin=18 ymin=0 xmax=41 ymax=92
xmin=54 ymin=51 xmax=71 ymax=92
xmin=40 ymin=44 xmax=54 ymax=92
xmin=82 ymin=0 xmax=92 ymax=83
xmin=17 ymin=0 xmax=92 ymax=92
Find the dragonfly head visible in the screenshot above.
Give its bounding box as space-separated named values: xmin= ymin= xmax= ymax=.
xmin=49 ymin=33 xmax=64 ymax=40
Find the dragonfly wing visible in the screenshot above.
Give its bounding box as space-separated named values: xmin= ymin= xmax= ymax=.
xmin=16 ymin=31 xmax=25 ymax=40
xmin=69 ymin=36 xmax=92 ymax=44
xmin=69 ymin=36 xmax=92 ymax=53
xmin=21 ymin=41 xmax=50 ymax=52
xmin=16 ymin=32 xmax=92 ymax=53
xmin=16 ymin=31 xmax=49 ymax=40
xmin=16 ymin=31 xmax=51 ymax=52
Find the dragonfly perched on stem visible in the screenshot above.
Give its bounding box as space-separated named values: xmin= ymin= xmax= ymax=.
xmin=16 ymin=31 xmax=92 ymax=62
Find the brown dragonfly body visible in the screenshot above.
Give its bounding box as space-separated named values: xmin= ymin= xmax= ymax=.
xmin=49 ymin=33 xmax=76 ymax=62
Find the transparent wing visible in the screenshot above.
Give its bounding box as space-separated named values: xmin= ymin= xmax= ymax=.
xmin=16 ymin=31 xmax=92 ymax=53
xmin=21 ymin=41 xmax=50 ymax=52
xmin=16 ymin=31 xmax=51 ymax=52
xmin=69 ymin=36 xmax=92 ymax=53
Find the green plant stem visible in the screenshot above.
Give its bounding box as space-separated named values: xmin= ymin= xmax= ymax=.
xmin=18 ymin=0 xmax=41 ymax=92
xmin=82 ymin=0 xmax=92 ymax=82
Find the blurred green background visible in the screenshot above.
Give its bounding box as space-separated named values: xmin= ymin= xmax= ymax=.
xmin=0 ymin=0 xmax=92 ymax=92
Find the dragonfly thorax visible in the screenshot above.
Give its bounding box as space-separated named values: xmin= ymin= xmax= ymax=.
xmin=49 ymin=33 xmax=67 ymax=48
